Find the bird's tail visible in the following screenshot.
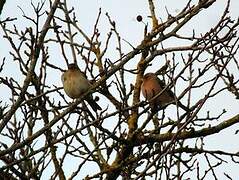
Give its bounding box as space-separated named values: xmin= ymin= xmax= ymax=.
xmin=86 ymin=96 xmax=102 ymax=111
xmin=177 ymin=101 xmax=190 ymax=112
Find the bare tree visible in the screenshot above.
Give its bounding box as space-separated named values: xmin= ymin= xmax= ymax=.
xmin=0 ymin=0 xmax=239 ymax=179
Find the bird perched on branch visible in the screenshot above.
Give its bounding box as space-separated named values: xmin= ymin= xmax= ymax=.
xmin=61 ymin=63 xmax=101 ymax=111
xmin=141 ymin=73 xmax=189 ymax=112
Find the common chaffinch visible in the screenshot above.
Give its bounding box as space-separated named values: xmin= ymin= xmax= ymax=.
xmin=61 ymin=63 xmax=101 ymax=111
xmin=141 ymin=73 xmax=189 ymax=111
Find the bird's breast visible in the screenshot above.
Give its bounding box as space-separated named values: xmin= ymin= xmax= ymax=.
xmin=62 ymin=71 xmax=90 ymax=99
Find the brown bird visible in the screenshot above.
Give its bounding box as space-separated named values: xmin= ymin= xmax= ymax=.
xmin=61 ymin=63 xmax=101 ymax=111
xmin=141 ymin=73 xmax=189 ymax=111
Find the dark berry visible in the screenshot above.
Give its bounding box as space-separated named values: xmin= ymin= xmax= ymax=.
xmin=136 ymin=15 xmax=143 ymax=22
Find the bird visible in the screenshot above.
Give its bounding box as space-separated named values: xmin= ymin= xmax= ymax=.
xmin=61 ymin=63 xmax=102 ymax=111
xmin=141 ymin=73 xmax=189 ymax=112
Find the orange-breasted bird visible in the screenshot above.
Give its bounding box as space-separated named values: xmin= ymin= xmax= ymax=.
xmin=141 ymin=73 xmax=189 ymax=111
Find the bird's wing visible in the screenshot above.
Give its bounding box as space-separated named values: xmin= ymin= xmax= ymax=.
xmin=156 ymin=77 xmax=175 ymax=98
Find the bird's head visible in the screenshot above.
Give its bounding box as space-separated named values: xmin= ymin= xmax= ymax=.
xmin=143 ymin=73 xmax=156 ymax=80
xmin=68 ymin=63 xmax=79 ymax=70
